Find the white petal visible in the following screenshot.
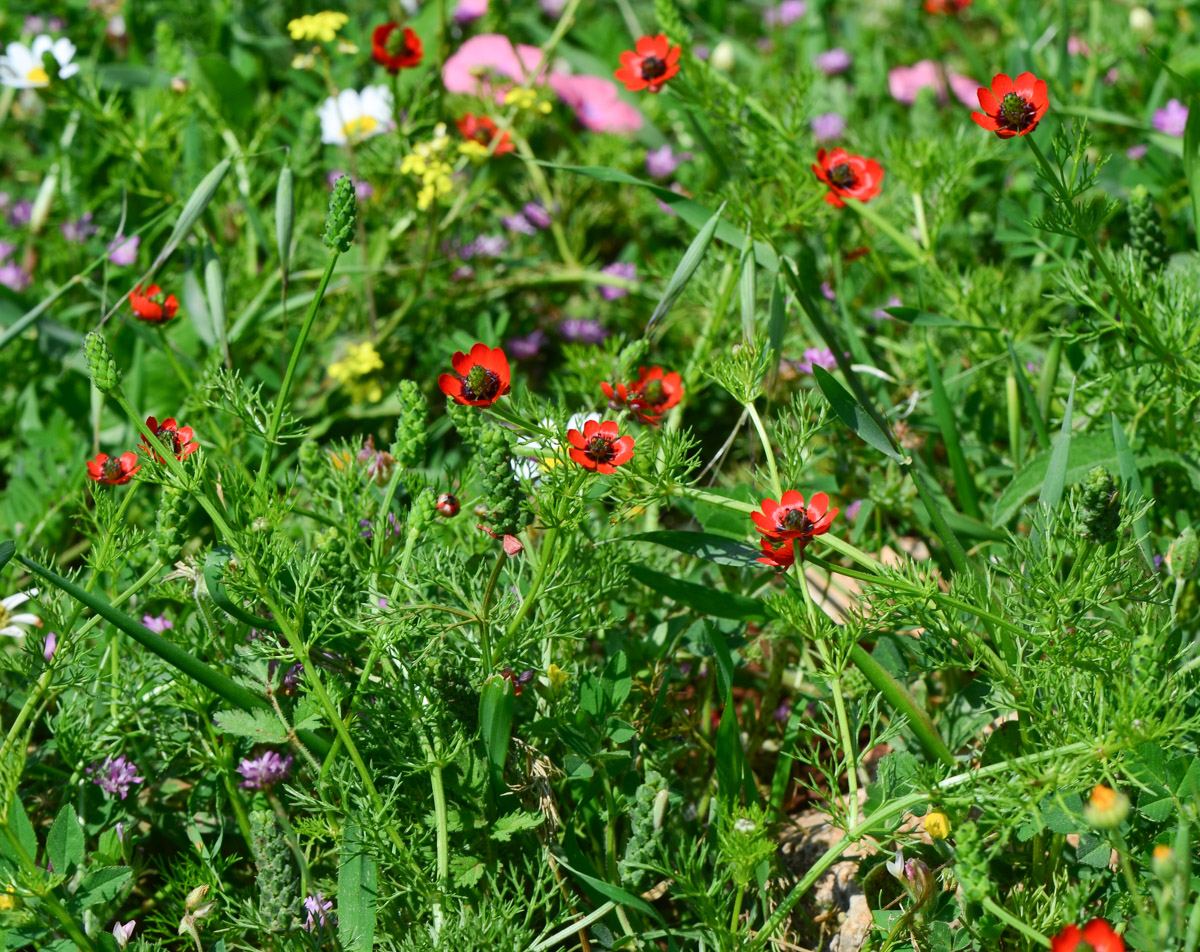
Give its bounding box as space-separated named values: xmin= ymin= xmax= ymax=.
xmin=0 ymin=627 xmax=23 ymax=638
xmin=58 ymin=63 xmax=79 ymax=80
xmin=51 ymin=38 xmax=76 ymax=67
xmin=317 ymin=98 xmax=345 ymax=145
xmin=30 ymin=36 xmax=53 ymax=59
xmin=9 ymin=614 xmax=40 ymax=627
xmin=1 ymin=590 xmax=35 ymax=610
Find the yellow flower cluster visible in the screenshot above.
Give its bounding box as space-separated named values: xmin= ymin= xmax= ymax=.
xmin=328 ymin=341 xmax=384 ymax=403
xmin=400 ymin=123 xmax=455 ymax=210
xmin=504 ymin=87 xmax=553 ymax=115
xmin=287 ymin=11 xmax=348 ymax=43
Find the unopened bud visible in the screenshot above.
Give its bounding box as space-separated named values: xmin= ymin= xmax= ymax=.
xmin=652 ymin=787 xmax=669 ymax=831
xmin=924 ymin=810 xmax=951 ymax=840
xmin=84 ymin=331 xmax=121 ymax=394
xmin=1166 ymin=526 xmax=1199 ymax=580
xmin=710 ymin=40 xmax=735 ymax=73
xmin=502 ymin=534 xmax=524 ymax=557
xmin=185 ymin=884 xmax=210 ymax=911
xmin=1084 ymin=784 xmax=1130 ymax=829
xmin=322 ymin=173 xmax=357 ymax=253
xmin=1129 ymin=6 xmax=1154 ymax=40
xmin=1153 ymin=844 xmax=1176 ymax=879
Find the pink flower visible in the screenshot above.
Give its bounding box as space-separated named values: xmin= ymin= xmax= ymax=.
xmin=814 ymin=48 xmax=852 ymax=75
xmin=888 ymin=60 xmax=978 ymax=108
xmin=946 ymin=70 xmax=980 ymax=108
xmin=764 ymin=1 xmax=807 ymax=27
xmin=454 ymin=0 xmax=488 ymax=25
xmin=442 ymin=34 xmax=548 ymax=101
xmin=549 ymin=72 xmax=643 ymax=132
xmin=1153 ymin=99 xmax=1189 ymax=138
xmin=811 ymin=111 xmax=846 ymax=142
xmin=107 ymin=234 xmax=140 ymax=266
xmin=1126 ymin=144 xmax=1148 ymax=160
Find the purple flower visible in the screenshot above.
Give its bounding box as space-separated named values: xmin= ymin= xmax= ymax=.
xmin=1154 ymin=99 xmax=1189 ymax=137
xmin=795 ymin=347 xmax=837 ymax=374
xmin=845 ymin=499 xmax=862 ymax=522
xmin=359 ymin=513 xmax=400 ymax=540
xmin=873 ymin=295 xmax=902 ymax=321
xmin=522 ymin=201 xmax=552 ymax=229
xmin=464 ymin=234 xmax=508 ymax=259
xmin=645 ymin=145 xmax=692 ymax=179
xmin=811 ymin=112 xmax=846 ymax=142
xmin=111 ymin=921 xmax=136 ymax=949
xmin=326 ymin=171 xmax=374 ymax=202
xmin=820 ymin=281 xmax=836 ymax=301
xmin=814 ymin=48 xmax=852 ymax=76
xmin=559 ymin=318 xmax=609 ymax=344
xmin=43 ymin=632 xmax=57 ymax=662
xmin=237 ymin=750 xmax=294 ymax=790
xmin=90 ymin=755 xmax=144 ymax=800
xmin=8 ymin=199 xmax=33 ymax=228
xmin=143 ymin=614 xmax=173 ymax=634
xmin=61 ymin=212 xmax=98 ymax=244
xmin=1126 ymin=144 xmax=1148 ymax=160
xmin=450 ymin=265 xmax=475 ymax=282
xmin=268 ymin=659 xmax=303 ymax=693
xmin=502 ymin=213 xmax=537 ymax=235
xmin=0 ymin=262 xmax=31 ymax=292
xmin=541 ymin=0 xmax=568 ymax=13
xmin=304 ymin=893 xmax=335 ymax=931
xmin=506 ymin=328 xmax=547 ymax=360
xmin=773 ymin=701 xmax=792 ymax=721
xmin=1154 ymin=553 xmax=1166 ymax=572
xmin=764 ymin=0 xmax=806 ymax=27
xmin=116 ymin=821 xmax=125 ymax=842
xmin=0 ymin=240 xmax=14 ymax=263
xmin=107 ymin=234 xmax=140 ymax=266
xmin=599 ymin=261 xmax=636 ymax=300
xmin=453 ymin=0 xmax=488 ymax=25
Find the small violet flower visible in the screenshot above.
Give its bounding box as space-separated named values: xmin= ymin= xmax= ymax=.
xmin=1126 ymin=144 xmax=1148 ymax=160
xmin=304 ymin=892 xmax=335 ymax=931
xmin=810 ymin=111 xmax=846 ymax=142
xmin=600 ymin=261 xmax=636 ymax=300
xmin=814 ymin=48 xmax=851 ymax=76
xmin=506 ymin=328 xmax=547 ymax=360
xmin=43 ymin=631 xmax=57 ymax=662
xmin=326 ymin=170 xmax=374 ymax=201
xmin=645 ymin=145 xmax=692 ymax=179
xmin=238 ymin=750 xmax=294 ymax=790
xmin=502 ymin=213 xmax=537 ymax=235
xmin=1153 ymin=99 xmax=1189 ymax=138
xmin=90 ymin=755 xmax=144 ymax=800
xmin=795 ymin=347 xmax=838 ymax=374
xmin=0 ymin=262 xmax=32 ymax=292
xmin=522 ymin=201 xmax=552 ymax=229
xmin=8 ymin=199 xmax=33 ymax=228
xmin=763 ymin=0 xmax=806 ymax=27
xmin=107 ymin=235 xmax=140 ymax=266
xmin=453 ymin=0 xmax=488 ymax=26
xmin=560 ymin=318 xmax=609 ymax=344
xmin=60 ymin=212 xmax=97 ymax=243
xmin=143 ymin=614 xmax=173 ymax=634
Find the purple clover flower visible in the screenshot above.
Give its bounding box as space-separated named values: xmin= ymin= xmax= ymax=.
xmin=0 ymin=262 xmax=31 ymax=292
xmin=764 ymin=0 xmax=806 ymax=27
xmin=90 ymin=755 xmax=144 ymax=800
xmin=107 ymin=235 xmax=140 ymax=266
xmin=599 ymin=261 xmax=636 ymax=300
xmin=143 ymin=614 xmax=173 ymax=633
xmin=506 ymin=328 xmax=547 ymax=360
xmin=560 ymin=318 xmax=608 ymax=344
xmin=645 ymin=145 xmax=692 ymax=179
xmin=845 ymin=499 xmax=862 ymax=522
xmin=1126 ymin=144 xmax=1148 ymax=160
xmin=795 ymin=347 xmax=838 ymax=374
xmin=304 ymin=892 xmax=335 ymax=931
xmin=502 ymin=213 xmax=537 ymax=235
xmin=237 ymin=750 xmax=294 ymax=790
xmin=1153 ymin=99 xmax=1189 ymax=138
xmin=811 ymin=112 xmax=846 ymax=142
xmin=8 ymin=199 xmax=33 ymax=228
xmin=60 ymin=212 xmax=97 ymax=244
xmin=522 ymin=202 xmax=552 ymax=229
xmin=814 ymin=48 xmax=852 ymax=76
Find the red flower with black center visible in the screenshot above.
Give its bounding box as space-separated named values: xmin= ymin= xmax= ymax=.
xmin=1051 ymin=920 xmax=1124 ymax=952
xmin=140 ymin=416 xmax=199 ymax=463
xmin=129 ymin=284 xmax=179 ymax=323
xmin=439 ymin=343 xmax=511 ymax=407
xmin=924 ymin=0 xmax=972 ymax=13
xmin=812 ymin=149 xmax=884 ymax=208
xmin=752 ymin=491 xmax=839 ymax=547
xmin=372 ymin=23 xmax=423 ymax=72
xmin=757 ymin=539 xmax=796 ymax=569
xmin=567 ymin=419 xmax=635 ymax=474
xmin=601 ymin=366 xmax=684 ymax=425
xmin=614 ymin=34 xmax=681 ymax=93
xmin=971 ymin=72 xmax=1049 ymax=138
xmin=456 ymin=114 xmax=514 ymax=156
xmin=86 ymin=451 xmax=140 ymax=485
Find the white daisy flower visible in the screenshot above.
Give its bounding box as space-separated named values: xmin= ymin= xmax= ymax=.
xmin=0 ymin=589 xmax=41 ymax=638
xmin=0 ymin=36 xmax=79 ymax=89
xmin=317 ymin=86 xmax=394 ymax=145
xmin=512 ymin=413 xmax=601 ymax=485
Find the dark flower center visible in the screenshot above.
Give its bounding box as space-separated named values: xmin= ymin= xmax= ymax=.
xmin=829 ymin=162 xmax=857 ymax=189
xmin=102 ymin=457 xmax=124 ymax=480
xmin=998 ymin=92 xmax=1033 ymax=130
xmin=586 ymin=435 xmax=615 ymax=463
xmin=638 ymin=380 xmax=666 ymax=405
xmin=462 ymin=364 xmax=501 ymax=401
xmin=156 ymin=424 xmax=182 ymax=454
xmin=781 ymin=508 xmax=814 ymax=534
xmin=640 ymin=56 xmax=667 ymax=80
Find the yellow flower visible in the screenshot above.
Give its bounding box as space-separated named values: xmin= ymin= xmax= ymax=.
xmin=923 ymin=811 xmax=951 ymax=840
xmin=336 ymin=39 xmax=359 ymax=55
xmin=547 ymin=664 xmax=569 ymax=697
xmin=504 ymin=87 xmax=553 ymax=114
xmin=287 ymin=11 xmax=349 ymax=43
xmin=459 ymin=140 xmax=489 ymax=159
xmin=291 ymin=52 xmax=316 ymax=70
xmin=328 ymin=342 xmax=384 ymax=403
xmin=1084 ymin=784 xmax=1130 ymax=829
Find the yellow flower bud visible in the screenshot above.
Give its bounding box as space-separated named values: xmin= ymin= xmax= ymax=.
xmin=924 ymin=810 xmax=951 ymax=840
xmin=1084 ymin=784 xmax=1130 ymax=829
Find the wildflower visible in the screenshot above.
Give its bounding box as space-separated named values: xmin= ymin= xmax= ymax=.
xmin=541 ymin=0 xmax=568 ymax=14
xmin=547 ymin=663 xmax=569 ymax=696
xmin=845 ymin=499 xmax=862 ymax=521
xmin=143 ymin=614 xmax=173 ymax=634
xmin=1153 ymin=98 xmax=1188 ymax=137
xmin=885 ymin=848 xmax=905 ymax=879
xmin=873 ymin=295 xmax=902 ymax=321
xmin=971 ymin=72 xmax=1049 ymax=139
xmin=0 ymin=590 xmax=40 ymax=639
xmin=795 ymin=347 xmax=838 ymax=374
xmin=304 ymin=893 xmax=335 ymax=931
xmin=507 ymin=328 xmax=547 ymax=359
xmin=812 ymin=148 xmax=884 ymax=207
xmin=326 ymin=170 xmax=374 ymax=201
xmin=504 ymin=86 xmax=553 ymax=114
xmin=436 ymin=493 xmax=461 ymax=517
xmin=442 ymin=34 xmax=548 ymax=100
xmin=549 ymin=73 xmax=643 ymax=133
xmin=111 ymin=921 xmax=136 ymax=950
xmin=400 ymin=124 xmax=455 ymax=209
xmin=598 ymin=261 xmax=637 ymax=300
xmin=0 ymin=262 xmax=31 ymax=292
xmin=438 ymin=342 xmax=511 ymax=407
xmin=924 ymin=810 xmax=951 ymax=839
xmin=317 ymin=86 xmax=394 ymax=145
xmin=512 ymin=412 xmax=598 ymax=483
xmin=86 ymin=452 xmax=140 ymax=486
xmin=567 ymin=419 xmax=635 ymax=474
xmin=559 ymin=317 xmax=608 ymax=344
xmin=814 ymin=48 xmax=852 ymax=76
xmin=43 ymin=631 xmax=57 ymax=661
xmin=357 ymin=435 xmax=395 ymax=485
xmin=237 ymin=750 xmax=294 ymax=790
xmin=602 ymin=366 xmax=684 ymax=424
xmin=129 ymin=284 xmax=178 ymax=323
xmin=61 ymin=211 xmax=97 ymax=243
xmin=888 ymin=60 xmax=978 ymax=107
xmin=0 ymin=35 xmax=79 ymax=88
xmin=645 ymin=145 xmax=692 ymax=179
xmin=757 ymin=539 xmax=796 ymax=569
xmin=1127 ymin=144 xmax=1148 ymax=160
xmin=763 ymin=1 xmax=806 ymax=27
xmin=107 ymin=234 xmax=140 ymax=266
xmin=456 ymin=113 xmax=514 ymax=156
xmin=810 ymin=111 xmax=845 ymax=142
xmin=372 ymin=22 xmax=423 ymax=72
xmin=614 ymin=34 xmax=681 ymax=94
xmin=359 ymin=513 xmax=399 ymax=540
xmin=454 ymin=0 xmax=488 ymax=26
xmin=1153 ymin=844 xmax=1176 ymax=878
xmin=287 ymin=11 xmax=348 ymax=42
xmin=328 ymin=342 xmax=384 ymax=403
xmin=1051 ymin=920 xmax=1125 ymax=952
xmin=752 ymin=491 xmax=838 ymax=548
xmin=1084 ymin=784 xmax=1130 ymax=829
xmin=522 ymin=202 xmax=552 ymax=228
xmin=501 ymin=667 xmax=535 ymax=695
xmin=924 ymin=0 xmax=972 ymax=12
xmin=90 ymin=755 xmax=144 ymax=800
xmin=503 ymin=212 xmax=537 ymax=234
xmin=140 ymin=417 xmax=199 ymax=463
xmin=8 ymin=199 xmax=32 ymax=227
xmin=1129 ymin=6 xmax=1154 ymax=40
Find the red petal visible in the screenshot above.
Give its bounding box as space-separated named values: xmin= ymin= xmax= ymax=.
xmin=86 ymin=459 xmax=104 ymax=478
xmin=751 ymin=512 xmax=778 ymax=535
xmin=610 ymin=437 xmax=635 ymax=464
xmin=450 ymin=350 xmax=473 ymax=375
xmin=582 ymin=419 xmax=599 ymax=438
xmin=618 ymin=50 xmax=638 ymax=68
xmin=569 ymin=447 xmax=594 ymax=470
xmin=1012 ymin=71 xmax=1038 ymax=99
xmin=780 ymin=490 xmax=804 ymax=508
xmin=437 ymin=373 xmax=461 ymax=400
xmin=989 ymin=73 xmax=1014 ymax=97
xmin=808 ymin=492 xmax=829 ymax=516
xmin=600 ymin=382 xmax=615 ymax=399
xmin=666 ymin=45 xmax=681 ymax=66
xmin=824 ymin=191 xmax=846 ymax=208
xmin=597 ymin=420 xmax=619 ymax=439
xmin=812 ymin=507 xmax=839 ymax=534
xmin=566 ymin=428 xmax=586 ymax=449
xmin=977 ymin=86 xmax=1000 ymax=114
xmin=971 ymin=112 xmax=1000 ymax=131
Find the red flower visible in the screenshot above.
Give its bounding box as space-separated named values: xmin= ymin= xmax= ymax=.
xmin=924 ymin=0 xmax=972 ymax=12
xmin=456 ymin=114 xmax=514 ymax=156
xmin=129 ymin=284 xmax=179 ymax=323
xmin=601 ymin=366 xmax=684 ymax=425
xmin=757 ymin=539 xmax=796 ymax=569
xmin=140 ymin=416 xmax=199 ymax=463
xmin=752 ymin=491 xmax=839 ymax=547
xmin=438 ymin=343 xmax=512 ymax=407
xmin=1051 ymin=920 xmax=1125 ymax=952
xmin=971 ymin=72 xmax=1049 ymax=138
xmin=372 ymin=23 xmax=423 ymax=72
xmin=614 ymin=34 xmax=681 ymax=93
xmin=86 ymin=451 xmax=140 ymax=485
xmin=567 ymin=419 xmax=635 ymax=474
xmin=812 ymin=148 xmax=884 ymax=208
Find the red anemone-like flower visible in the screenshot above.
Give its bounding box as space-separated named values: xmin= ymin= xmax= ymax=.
xmin=1051 ymin=920 xmax=1124 ymax=952
xmin=438 ymin=343 xmax=512 ymax=407
xmin=752 ymin=491 xmax=839 ymax=547
xmin=601 ymin=366 xmax=684 ymax=425
xmin=971 ymin=72 xmax=1049 ymax=138
xmin=812 ymin=148 xmax=884 ymax=208
xmin=372 ymin=23 xmax=423 ymax=72
xmin=757 ymin=539 xmax=796 ymax=569
xmin=140 ymin=416 xmax=199 ymax=463
xmin=129 ymin=284 xmax=179 ymax=323
xmin=566 ymin=419 xmax=635 ymax=474
xmin=614 ymin=34 xmax=681 ymax=93
xmin=924 ymin=0 xmax=972 ymax=13
xmin=456 ymin=114 xmax=514 ymax=156
xmin=86 ymin=451 xmax=140 ymax=485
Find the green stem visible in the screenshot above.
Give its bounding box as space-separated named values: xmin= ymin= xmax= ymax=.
xmin=505 ymin=527 xmax=559 ymax=641
xmin=848 ymin=644 xmax=954 ymax=767
xmin=745 ymin=400 xmax=782 ymax=500
xmin=981 ymin=896 xmax=1050 ymax=947
xmin=0 ymin=826 xmax=96 ymax=952
xmin=478 ymin=551 xmax=508 ymax=676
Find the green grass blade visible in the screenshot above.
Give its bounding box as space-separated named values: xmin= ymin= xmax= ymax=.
xmin=1006 ymin=336 xmax=1052 ymax=450
xmin=1038 ymin=377 xmax=1075 ymax=511
xmin=645 ymin=201 xmax=725 ymax=335
xmin=1111 ymin=413 xmax=1155 ymax=570
xmin=739 ymin=229 xmax=755 ymax=343
xmin=926 ymin=334 xmax=982 ymax=520
xmin=811 ymin=366 xmax=906 ymax=465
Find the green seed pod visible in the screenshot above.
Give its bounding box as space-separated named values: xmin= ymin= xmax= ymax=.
xmin=250 ymin=809 xmax=299 ymax=933
xmin=1166 ymin=526 xmax=1199 ymax=580
xmin=653 ymin=0 xmax=692 ymax=45
xmin=1079 ymin=466 xmax=1120 ymax=545
xmin=84 ymin=331 xmax=120 ymax=394
xmin=446 ymin=399 xmax=486 ymax=448
xmin=476 ymin=426 xmax=528 ymax=537
xmin=322 ymin=173 xmax=357 ymax=254
xmin=951 ymin=821 xmax=991 ymax=903
xmin=1129 ymin=185 xmax=1170 ymax=273
xmin=154 ymin=488 xmax=190 ymax=564
xmin=276 ymin=166 xmax=294 ymax=270
xmin=392 ymin=380 xmax=427 ymax=469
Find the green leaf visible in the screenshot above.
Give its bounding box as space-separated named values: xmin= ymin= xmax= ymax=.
xmin=926 ymin=338 xmax=982 ymax=520
xmin=556 ymin=858 xmax=662 ymax=920
xmin=1075 ymin=832 xmax=1112 ymax=868
xmin=1005 ymin=338 xmax=1051 ymax=450
xmin=74 ymin=866 xmax=132 ymax=908
xmin=479 ymin=676 xmax=516 ymax=795
xmin=212 ymin=709 xmax=288 ymax=743
xmin=627 ymin=564 xmax=771 ymax=621
xmin=46 ymin=804 xmax=85 ymax=876
xmin=490 ymin=811 xmax=545 ymax=843
xmin=715 ymin=695 xmax=757 ymax=807
xmin=0 ymin=541 xmax=13 ymax=573
xmin=337 ymin=823 xmax=378 ymax=951
xmin=1111 ymin=414 xmax=1155 ymax=570
xmin=621 ymin=530 xmax=761 ymax=567
xmin=0 ymin=796 xmax=37 ymax=867
xmin=601 ymin=652 xmax=631 ymax=712
xmin=704 ymin=624 xmax=736 ymax=700
xmin=1183 ymin=88 xmax=1200 ymax=253
xmin=152 ymin=158 xmax=231 ymax=274
xmin=886 ymin=307 xmax=997 ymax=333
xmin=768 ymin=277 xmax=786 ymax=364
xmin=811 ymin=366 xmax=907 ymax=465
xmin=739 ymin=232 xmax=756 ymax=342
xmin=646 ymin=202 xmax=725 ymax=334
xmin=1038 ymin=378 xmax=1075 ymax=511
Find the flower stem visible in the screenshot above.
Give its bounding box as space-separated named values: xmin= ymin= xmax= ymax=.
xmin=744 ymin=400 xmax=783 ymax=500
xmin=981 ymin=896 xmax=1050 ymax=947
xmin=478 ymin=551 xmax=508 ymax=676
xmin=505 ymin=526 xmax=558 ymax=641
